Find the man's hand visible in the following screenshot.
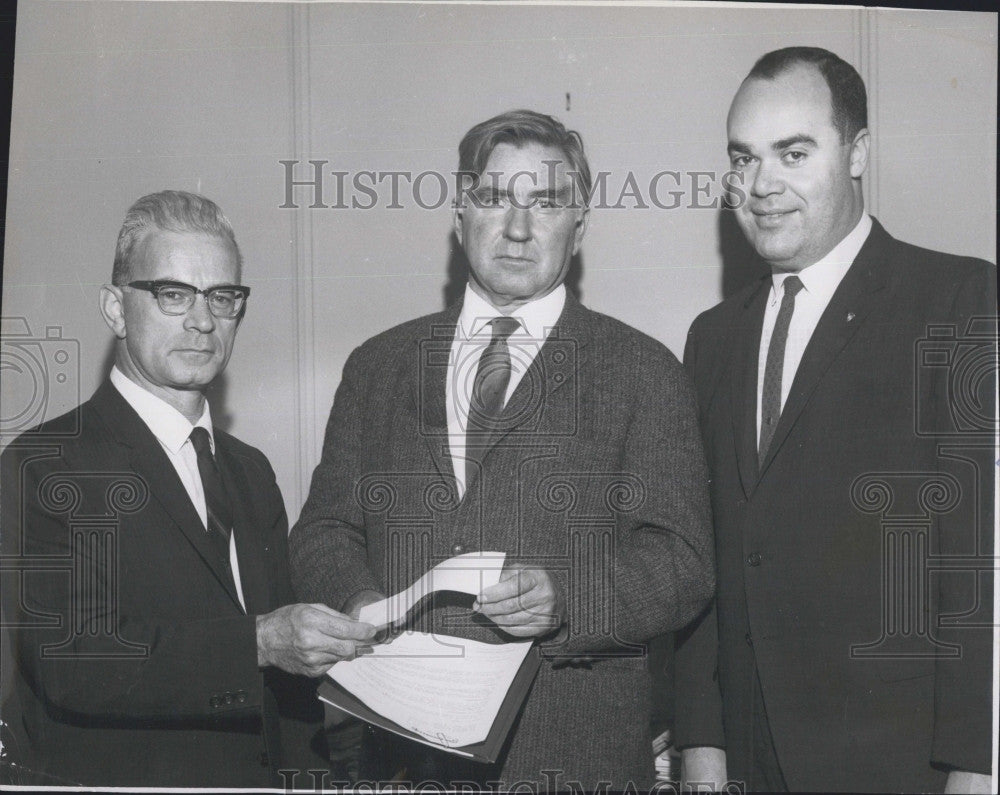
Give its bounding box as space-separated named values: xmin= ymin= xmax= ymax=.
xmin=473 ymin=564 xmax=565 ymax=638
xmin=681 ymin=746 xmax=728 ymax=791
xmin=256 ymin=603 xmax=376 ymax=677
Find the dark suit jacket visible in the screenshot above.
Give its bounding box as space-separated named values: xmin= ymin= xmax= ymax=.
xmin=675 ymin=219 xmax=996 ymax=791
xmin=0 ymin=380 xmax=325 ymax=787
xmin=290 ymin=292 xmax=715 ymax=790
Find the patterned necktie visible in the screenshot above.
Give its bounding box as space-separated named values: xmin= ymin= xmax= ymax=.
xmin=759 ymin=275 xmax=804 ymax=464
xmin=189 ymin=427 xmax=233 ymax=563
xmin=465 ymin=316 xmax=521 ymax=487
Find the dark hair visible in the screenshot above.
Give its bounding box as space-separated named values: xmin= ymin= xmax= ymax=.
xmin=112 ymin=190 xmax=241 ymax=285
xmin=457 ymin=109 xmax=592 ymax=200
xmin=748 ymin=47 xmax=868 ymax=142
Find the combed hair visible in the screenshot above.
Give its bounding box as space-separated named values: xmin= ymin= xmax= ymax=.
xmin=748 ymin=47 xmax=868 ymax=142
xmin=457 ymin=109 xmax=592 ymax=202
xmin=111 ymin=190 xmax=241 ymax=285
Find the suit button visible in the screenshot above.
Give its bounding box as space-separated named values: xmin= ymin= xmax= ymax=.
xmin=224 ymin=692 xmax=234 ymax=705
xmin=259 ymin=751 xmax=269 ymax=767
xmin=209 ymin=695 xmax=219 ymax=708
xmin=745 ymin=633 xmax=753 ymax=647
xmin=747 ymin=552 xmax=762 ymax=567
xmin=451 ymin=542 xmax=466 ymax=555
xmin=236 ymin=691 xmax=247 ymax=704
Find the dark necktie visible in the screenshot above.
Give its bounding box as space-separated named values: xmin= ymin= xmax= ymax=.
xmin=465 ymin=316 xmax=520 ymax=487
xmin=759 ymin=275 xmax=804 ymax=463
xmin=189 ymin=427 xmax=233 ymax=563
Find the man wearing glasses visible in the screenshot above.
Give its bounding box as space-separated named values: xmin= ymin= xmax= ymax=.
xmin=0 ymin=190 xmax=375 ymax=786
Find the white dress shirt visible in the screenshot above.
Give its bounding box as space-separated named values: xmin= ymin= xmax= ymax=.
xmin=756 ymin=214 xmax=873 ymax=448
xmin=446 ymin=283 xmax=566 ymax=497
xmin=110 ymin=366 xmax=246 ymax=611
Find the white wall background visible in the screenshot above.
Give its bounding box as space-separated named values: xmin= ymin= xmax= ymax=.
xmin=3 ymin=1 xmax=996 ymax=522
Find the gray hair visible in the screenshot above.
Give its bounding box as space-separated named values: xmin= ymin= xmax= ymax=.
xmin=111 ymin=190 xmax=242 ymax=284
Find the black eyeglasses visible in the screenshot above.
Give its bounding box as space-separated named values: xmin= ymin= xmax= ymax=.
xmin=126 ymin=280 xmax=250 ymax=319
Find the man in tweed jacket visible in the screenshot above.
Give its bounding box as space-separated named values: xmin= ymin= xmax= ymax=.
xmin=290 ymin=110 xmax=714 ymax=790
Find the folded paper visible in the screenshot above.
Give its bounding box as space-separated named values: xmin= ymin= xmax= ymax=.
xmin=357 ymin=551 xmax=506 ymax=628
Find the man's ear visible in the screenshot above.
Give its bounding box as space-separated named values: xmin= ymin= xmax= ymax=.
xmin=452 ymin=202 xmax=464 ymax=248
xmin=100 ymin=284 xmax=127 ymax=339
xmin=572 ymin=206 xmax=591 ymax=256
xmin=849 ymin=128 xmax=871 ymax=179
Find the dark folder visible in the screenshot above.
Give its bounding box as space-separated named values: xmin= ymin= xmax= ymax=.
xmin=317 ymin=641 xmax=541 ymax=763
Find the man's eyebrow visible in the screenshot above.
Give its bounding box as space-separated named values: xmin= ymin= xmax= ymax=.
xmin=472 ymin=184 xmax=505 ymax=196
xmin=152 ymin=278 xmax=243 ymax=290
xmin=531 ymin=185 xmax=572 ymax=199
xmin=772 ymin=134 xmax=817 ymax=150
xmin=471 ymin=184 xmax=572 ymax=201
xmin=728 ymin=135 xmax=819 ymax=155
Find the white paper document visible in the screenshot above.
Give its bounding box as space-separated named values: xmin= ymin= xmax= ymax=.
xmin=358 ymin=551 xmax=506 ymax=628
xmin=324 ymin=631 xmax=533 ymax=749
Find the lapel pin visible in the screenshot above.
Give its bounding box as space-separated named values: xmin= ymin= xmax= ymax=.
xmin=846 ymin=312 xmax=856 ymax=322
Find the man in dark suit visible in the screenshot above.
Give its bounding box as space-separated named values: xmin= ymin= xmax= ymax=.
xmin=675 ymin=48 xmax=995 ymax=792
xmin=290 ymin=110 xmax=715 ymax=790
xmin=0 ymin=190 xmax=376 ymax=787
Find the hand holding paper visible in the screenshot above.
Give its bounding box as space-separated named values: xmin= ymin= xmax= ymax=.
xmin=320 ymin=552 xmax=543 ymax=763
xmin=256 ymin=603 xmax=376 ymax=677
xmin=474 ymin=564 xmax=566 ymax=638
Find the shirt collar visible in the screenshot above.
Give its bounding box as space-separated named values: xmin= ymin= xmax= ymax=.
xmin=771 ymin=213 xmax=872 ymax=300
xmin=110 ymin=366 xmax=214 ymax=454
xmin=458 ymin=282 xmax=566 ymax=342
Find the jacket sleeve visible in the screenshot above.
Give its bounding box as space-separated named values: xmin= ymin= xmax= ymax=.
xmin=673 ymin=602 xmax=726 ymax=750
xmin=671 ymin=315 xmax=727 ymax=750
xmin=929 ymin=260 xmax=996 ymax=774
xmin=289 ymin=346 xmax=382 ymax=611
xmin=541 ymin=337 xmax=717 ymax=657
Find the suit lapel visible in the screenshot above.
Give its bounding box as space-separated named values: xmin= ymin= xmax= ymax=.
xmin=416 ymin=293 xmax=593 ymax=498
xmin=217 ymin=442 xmax=267 ymax=614
xmin=508 ymin=290 xmax=591 ymax=423
xmin=758 ymin=221 xmax=893 ymax=477
xmin=91 ymin=381 xmax=244 ymax=610
xmin=410 ymin=307 xmax=462 ymax=486
xmin=474 ymin=292 xmax=592 ymax=465
xmin=730 ymin=279 xmax=770 ymax=498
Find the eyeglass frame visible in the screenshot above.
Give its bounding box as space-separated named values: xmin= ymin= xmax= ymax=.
xmin=125 ymin=280 xmax=251 ymax=318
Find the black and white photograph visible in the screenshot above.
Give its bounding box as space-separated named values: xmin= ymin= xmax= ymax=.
xmin=0 ymin=1 xmax=996 ymax=791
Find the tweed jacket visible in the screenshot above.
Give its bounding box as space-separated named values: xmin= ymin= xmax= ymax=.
xmin=290 ymin=292 xmax=715 ymax=789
